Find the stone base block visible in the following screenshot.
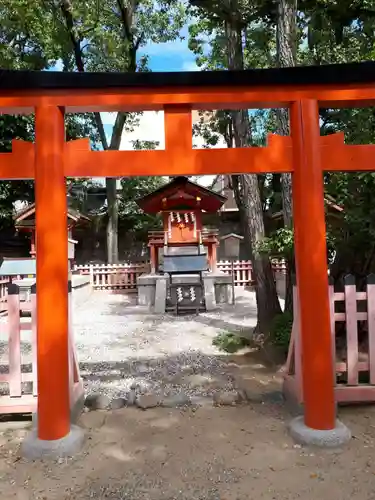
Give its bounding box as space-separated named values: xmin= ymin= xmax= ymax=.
xmin=137 ymin=271 xmax=234 ymax=313
xmin=137 ymin=273 xmax=164 ymax=309
xmin=289 ymin=416 xmax=351 ymax=448
xmin=21 ymin=425 xmax=84 ymax=460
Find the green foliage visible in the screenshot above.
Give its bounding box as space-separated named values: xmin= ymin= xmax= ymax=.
xmin=119 ymin=139 xmax=165 ymax=237
xmin=269 ymin=312 xmax=293 ymax=353
xmin=212 ymin=331 xmax=250 ymax=354
xmin=188 ymin=0 xmax=375 ymax=282
xmin=188 ymin=3 xmax=276 ymax=71
xmin=0 ymin=0 xmax=187 ymax=259
xmin=0 ymin=0 xmax=54 ymax=70
xmin=0 ymin=111 xmax=100 ymax=228
xmin=0 ymin=0 xmax=186 ymax=72
xmin=256 ymin=228 xmax=294 ymax=258
xmin=257 ymin=226 xmax=337 ymax=265
xmin=131 ymin=140 xmax=160 ymax=150
xmin=119 ymin=176 xmax=165 ymax=236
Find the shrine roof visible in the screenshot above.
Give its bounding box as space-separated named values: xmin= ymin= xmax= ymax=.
xmin=136 ymin=176 xmax=227 ymax=214
xmin=14 ymin=203 xmax=90 ymax=228
xmin=271 ymin=195 xmax=343 ymax=221
xmin=0 ymin=61 xmax=375 ymax=90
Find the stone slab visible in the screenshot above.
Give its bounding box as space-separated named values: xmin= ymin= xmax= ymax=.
xmin=170 ymin=274 xmax=202 ymax=285
xmin=137 ymin=272 xmax=233 ymax=312
xmin=205 ymin=271 xmax=232 ymax=284
xmin=137 ymin=284 xmax=155 ymax=308
xmin=137 ymin=274 xmax=167 ymax=308
xmin=137 ymin=273 xmax=160 ymax=286
xmin=154 ymin=276 xmax=168 ymax=313
xmin=215 ymin=283 xmax=233 ymax=304
xmin=203 ymin=275 xmax=216 ymax=311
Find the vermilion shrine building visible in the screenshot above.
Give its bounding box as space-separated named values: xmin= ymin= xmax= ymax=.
xmin=14 ymin=202 xmax=89 ymax=265
xmin=1 ymin=61 xmax=375 ymax=455
xmin=137 ymin=176 xmax=226 ymax=273
xmin=136 ymin=176 xmax=233 ymax=314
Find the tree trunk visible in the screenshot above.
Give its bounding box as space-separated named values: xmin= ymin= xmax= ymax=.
xmin=59 ymin=0 xmax=137 ymax=264
xmin=106 ymin=178 xmax=118 ymax=264
xmin=224 ymin=4 xmax=281 ymax=333
xmin=275 ymin=0 xmax=297 ymax=313
xmin=106 ymin=112 xmax=127 ymax=264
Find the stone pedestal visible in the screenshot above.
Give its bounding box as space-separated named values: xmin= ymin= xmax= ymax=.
xmin=137 ymin=271 xmax=233 ymax=313
xmin=212 ymin=272 xmax=233 ymax=304
xmin=137 ymin=273 xmax=164 ymax=310
xmin=155 ymin=275 xmax=168 ymax=313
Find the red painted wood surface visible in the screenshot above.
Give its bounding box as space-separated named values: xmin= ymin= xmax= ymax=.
xmin=1 ymin=81 xmax=375 ymax=114
xmin=291 ymin=100 xmax=335 ymax=430
xmin=1 ymin=72 xmax=375 ymax=439
xmin=35 ymin=105 xmax=69 ymax=441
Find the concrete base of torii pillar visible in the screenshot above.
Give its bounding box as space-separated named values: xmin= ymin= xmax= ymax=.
xmin=21 ymin=425 xmax=85 ymax=460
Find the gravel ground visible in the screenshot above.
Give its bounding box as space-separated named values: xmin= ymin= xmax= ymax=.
xmin=0 ymin=290 xmax=375 ymax=499
xmin=74 ymin=288 xmax=258 ymax=400
xmin=0 ymin=287 xmax=259 ymax=400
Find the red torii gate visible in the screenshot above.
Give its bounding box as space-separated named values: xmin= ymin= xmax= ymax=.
xmin=1 ymin=62 xmax=375 ymax=455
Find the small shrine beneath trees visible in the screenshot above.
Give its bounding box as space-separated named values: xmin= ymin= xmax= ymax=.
xmin=136 ymin=176 xmax=232 ymax=314
xmin=14 ymin=203 xmax=90 ymax=268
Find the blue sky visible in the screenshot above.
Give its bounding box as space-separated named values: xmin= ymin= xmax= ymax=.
xmin=139 ymin=26 xmax=199 ymax=72
xmin=50 ymin=22 xmax=201 ymax=135
xmin=51 ymin=24 xmax=199 ymax=73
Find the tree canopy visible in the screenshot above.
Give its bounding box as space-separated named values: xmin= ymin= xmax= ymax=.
xmin=0 ymin=0 xmax=375 ymax=331
xmin=0 ymin=0 xmax=185 ymax=243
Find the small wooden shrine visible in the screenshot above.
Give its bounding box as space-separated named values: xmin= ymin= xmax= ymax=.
xmin=14 ymin=203 xmax=90 ymax=265
xmin=137 ymin=176 xmax=226 ymax=274
xmin=136 ymin=176 xmax=232 ymax=314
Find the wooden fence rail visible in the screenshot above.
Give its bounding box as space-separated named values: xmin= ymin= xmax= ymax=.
xmin=0 ymin=282 xmax=83 ymax=414
xmin=217 ymin=260 xmax=254 ymax=286
xmin=74 ymin=262 xmax=151 ymax=291
xmin=73 ymin=259 xmax=286 ymax=290
xmin=284 ymin=274 xmax=375 ymax=405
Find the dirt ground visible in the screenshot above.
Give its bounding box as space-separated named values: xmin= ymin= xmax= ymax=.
xmin=1 ymin=353 xmax=375 ymax=500
xmin=1 ymin=290 xmax=375 ymax=499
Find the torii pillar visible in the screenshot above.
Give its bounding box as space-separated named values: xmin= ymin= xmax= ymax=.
xmin=288 ymin=100 xmax=350 ymax=446
xmin=22 ymin=105 xmax=84 ymax=458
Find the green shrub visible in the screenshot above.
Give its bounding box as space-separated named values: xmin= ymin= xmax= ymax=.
xmin=269 ymin=312 xmax=293 ymax=353
xmin=212 ymin=331 xmax=250 ymax=353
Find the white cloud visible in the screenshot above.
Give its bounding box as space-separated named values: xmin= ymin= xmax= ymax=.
xmin=120 ymin=111 xmax=165 ymax=150
xmin=101 ymin=110 xmax=227 ymax=150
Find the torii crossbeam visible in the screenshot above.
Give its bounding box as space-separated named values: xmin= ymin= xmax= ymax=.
xmin=1 ymin=61 xmax=375 ymax=454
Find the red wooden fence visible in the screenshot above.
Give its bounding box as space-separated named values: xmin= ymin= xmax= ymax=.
xmin=217 ymin=260 xmax=254 ymax=286
xmin=284 ymin=275 xmax=375 ymax=404
xmin=73 ymin=259 xmax=287 ymax=290
xmin=0 ymin=283 xmax=83 ymax=414
xmin=74 ymin=262 xmax=151 ymax=291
